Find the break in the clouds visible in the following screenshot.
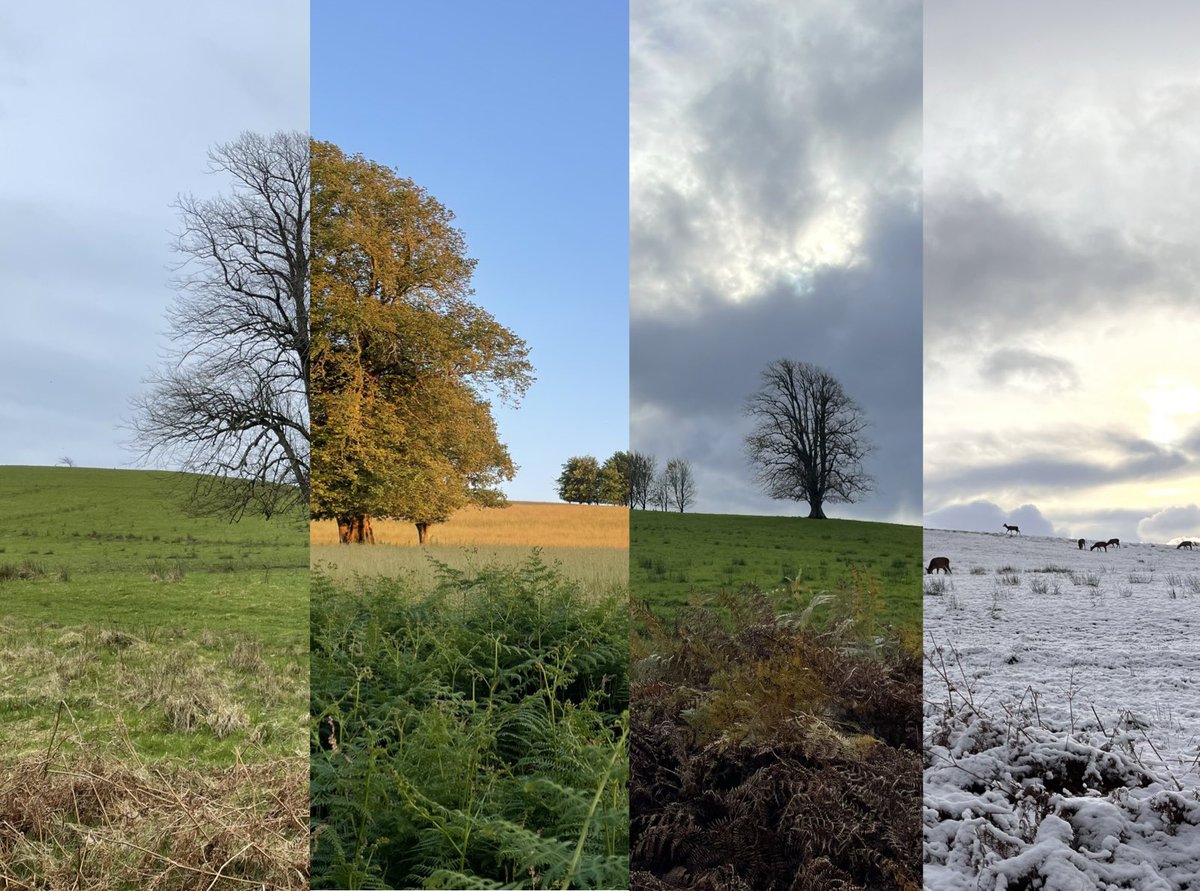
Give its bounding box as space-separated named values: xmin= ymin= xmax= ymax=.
xmin=631 ymin=0 xmax=921 ymax=523
xmin=924 ymin=2 xmax=1200 ymax=542
xmin=0 ymin=3 xmax=307 ymax=470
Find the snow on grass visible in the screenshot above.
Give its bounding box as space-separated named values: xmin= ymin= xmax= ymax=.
xmin=924 ymin=529 xmax=1200 ymax=889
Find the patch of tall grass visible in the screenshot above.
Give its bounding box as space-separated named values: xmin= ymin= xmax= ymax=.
xmin=312 ymin=543 xmax=628 ymax=601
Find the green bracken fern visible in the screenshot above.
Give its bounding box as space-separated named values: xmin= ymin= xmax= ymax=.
xmin=310 ymin=555 xmax=629 ymax=889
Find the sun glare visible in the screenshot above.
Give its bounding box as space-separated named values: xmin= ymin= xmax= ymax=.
xmin=1142 ymin=380 xmax=1200 ymax=444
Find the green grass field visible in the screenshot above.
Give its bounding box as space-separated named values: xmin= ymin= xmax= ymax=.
xmin=0 ymin=466 xmax=308 ymax=889
xmin=0 ymin=465 xmax=308 ymax=758
xmin=630 ymin=510 xmax=922 ymax=632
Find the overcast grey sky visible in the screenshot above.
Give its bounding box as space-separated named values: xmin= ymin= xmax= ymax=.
xmin=0 ymin=3 xmax=307 ymax=470
xmin=631 ymin=0 xmax=922 ymax=523
xmin=925 ymin=1 xmax=1200 ymax=545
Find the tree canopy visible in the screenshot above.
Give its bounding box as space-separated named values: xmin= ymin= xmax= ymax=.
xmin=556 ymin=456 xmax=604 ymax=504
xmin=309 ymin=140 xmax=533 ymax=542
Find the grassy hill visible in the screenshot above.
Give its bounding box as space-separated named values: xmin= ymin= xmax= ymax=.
xmin=0 ymin=464 xmax=307 ymax=752
xmin=0 ymin=466 xmax=307 ymax=888
xmin=631 ymin=510 xmax=922 ymax=632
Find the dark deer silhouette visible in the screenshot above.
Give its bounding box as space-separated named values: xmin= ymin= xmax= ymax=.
xmin=926 ymin=557 xmax=952 ymax=574
xmin=1106 ymin=538 xmax=1120 ymax=549
xmin=1077 ymin=538 xmax=1085 ymax=550
xmin=1091 ymin=541 xmax=1108 ymax=552
xmin=1178 ymin=540 xmax=1194 ymax=550
xmin=1003 ymin=524 xmax=1020 ymax=536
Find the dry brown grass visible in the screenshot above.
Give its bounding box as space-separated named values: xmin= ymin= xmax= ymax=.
xmin=0 ymin=719 xmax=307 ymax=890
xmin=310 ymin=501 xmax=629 ymax=548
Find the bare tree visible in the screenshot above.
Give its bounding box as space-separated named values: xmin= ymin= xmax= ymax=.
xmin=744 ymin=359 xmax=872 ymax=519
xmin=129 ymin=131 xmax=309 ymax=519
xmin=650 ymin=471 xmax=671 ymax=511
xmin=57 ymin=456 xmax=76 ymax=468
xmin=664 ymin=457 xmax=696 ymax=513
xmin=629 ymin=451 xmax=657 ymax=510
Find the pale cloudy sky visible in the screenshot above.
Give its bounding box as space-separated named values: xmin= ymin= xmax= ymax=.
xmin=0 ymin=3 xmax=307 ymax=470
xmin=924 ymin=1 xmax=1200 ymax=544
xmin=631 ymin=0 xmax=923 ymax=522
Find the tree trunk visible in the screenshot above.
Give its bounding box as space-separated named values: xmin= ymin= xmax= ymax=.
xmin=807 ymin=500 xmax=827 ymax=519
xmin=337 ymin=514 xmax=375 ymax=543
xmin=416 ymin=522 xmax=430 ymax=545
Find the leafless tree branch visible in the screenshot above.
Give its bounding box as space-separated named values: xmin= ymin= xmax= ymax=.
xmin=128 ymin=131 xmax=309 ymax=519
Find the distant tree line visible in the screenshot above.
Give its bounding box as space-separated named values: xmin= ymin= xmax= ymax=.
xmin=557 ymin=451 xmax=696 ymax=512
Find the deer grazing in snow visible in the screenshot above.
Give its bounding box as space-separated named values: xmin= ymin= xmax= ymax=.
xmin=1178 ymin=540 xmax=1195 ymax=550
xmin=926 ymin=557 xmax=952 ymax=574
xmin=1003 ymin=524 xmax=1020 ymax=536
xmin=1091 ymin=541 xmax=1108 ymax=552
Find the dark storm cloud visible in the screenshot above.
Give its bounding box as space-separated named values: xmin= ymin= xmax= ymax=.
xmin=679 ymin=0 xmax=919 ymax=238
xmin=633 ymin=198 xmax=922 ymax=522
xmin=631 ymin=0 xmax=921 ymax=522
xmin=923 ymin=186 xmax=1193 ymax=354
xmin=977 ymin=347 xmax=1080 ymax=393
xmin=1180 ymin=422 xmax=1200 ymax=458
xmin=924 ymin=434 xmax=1192 ymax=509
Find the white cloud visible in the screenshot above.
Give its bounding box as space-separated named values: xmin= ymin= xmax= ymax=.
xmin=924 ymin=2 xmax=1200 ymax=530
xmin=1137 ymin=504 xmax=1200 ymax=544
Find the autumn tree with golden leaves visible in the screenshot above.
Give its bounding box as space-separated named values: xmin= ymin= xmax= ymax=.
xmin=310 ymin=141 xmax=533 ymax=543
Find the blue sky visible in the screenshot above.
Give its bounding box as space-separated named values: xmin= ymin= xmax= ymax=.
xmin=313 ymin=2 xmax=630 ymax=503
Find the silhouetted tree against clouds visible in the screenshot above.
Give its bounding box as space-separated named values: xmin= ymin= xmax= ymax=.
xmin=650 ymin=472 xmax=671 ymax=511
xmin=130 ymin=131 xmax=310 ymax=519
xmin=744 ymin=359 xmax=873 ymax=519
xmin=665 ymin=457 xmax=696 ymax=512
xmin=629 ymin=451 xmax=657 ymax=510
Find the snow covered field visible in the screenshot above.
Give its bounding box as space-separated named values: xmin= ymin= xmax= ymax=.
xmin=924 ymin=529 xmax=1200 ymax=889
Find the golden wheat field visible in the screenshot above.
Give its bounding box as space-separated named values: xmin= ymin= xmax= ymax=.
xmin=310 ymin=501 xmax=629 ymax=547
xmin=311 ymin=502 xmax=629 ymax=596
